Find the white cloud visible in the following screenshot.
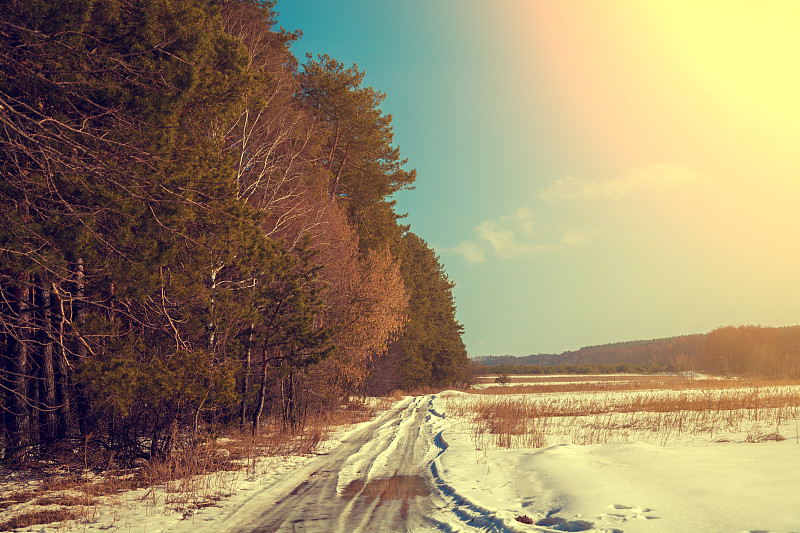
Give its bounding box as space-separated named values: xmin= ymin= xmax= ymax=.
xmin=558 ymin=228 xmax=589 ymax=247
xmin=475 ymin=219 xmax=545 ymax=259
xmin=450 ymin=240 xmax=487 ymax=264
xmin=540 ymin=163 xmax=700 ymax=202
xmin=446 ymin=207 xmax=586 ymax=263
xmin=499 ymin=207 xmax=537 ymax=236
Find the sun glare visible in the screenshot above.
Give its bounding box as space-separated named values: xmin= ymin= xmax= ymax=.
xmin=640 ymin=3 xmax=800 ymax=133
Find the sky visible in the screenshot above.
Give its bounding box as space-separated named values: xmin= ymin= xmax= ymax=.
xmin=276 ymin=1 xmax=800 ymax=357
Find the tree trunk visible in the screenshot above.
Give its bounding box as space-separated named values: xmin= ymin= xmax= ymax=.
xmin=283 ymin=370 xmax=295 ymax=431
xmin=3 ymin=278 xmax=31 ymax=463
xmin=73 ymin=258 xmax=92 ymax=437
xmin=193 ymin=389 xmax=210 ymax=440
xmin=239 ymin=324 xmax=253 ymax=428
xmin=28 ymin=352 xmax=39 ymax=445
xmin=52 ymin=283 xmax=72 ymax=439
xmin=326 ymin=123 xmax=340 ymax=172
xmin=207 ymin=265 xmax=222 ymax=355
xmin=329 ymin=141 xmax=351 ymax=199
xmin=36 ymin=284 xmax=58 ymax=444
xmin=252 ymin=357 xmax=269 ymax=436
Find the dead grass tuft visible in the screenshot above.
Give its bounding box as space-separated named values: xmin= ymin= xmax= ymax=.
xmin=35 ymin=494 xmax=99 ymax=507
xmin=0 ymin=508 xmax=79 ymax=531
xmin=0 ymin=490 xmax=38 ymax=509
xmin=748 ymin=432 xmax=786 ymax=443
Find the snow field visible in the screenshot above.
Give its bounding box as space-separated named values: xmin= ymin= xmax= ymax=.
xmin=446 ymin=385 xmax=800 ymax=448
xmin=430 ymin=382 xmax=800 ymax=532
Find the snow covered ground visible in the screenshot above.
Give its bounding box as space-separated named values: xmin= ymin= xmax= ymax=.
xmin=18 ymin=379 xmax=800 ymax=532
xmin=429 ymin=389 xmax=800 ymax=532
xmin=3 ymin=408 xmax=402 ymax=533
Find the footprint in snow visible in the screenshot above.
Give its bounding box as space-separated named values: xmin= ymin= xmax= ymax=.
xmin=534 ymin=515 xmax=594 ymax=532
xmin=519 ymin=496 xmax=537 ymax=508
xmin=598 ymin=504 xmax=660 ymax=523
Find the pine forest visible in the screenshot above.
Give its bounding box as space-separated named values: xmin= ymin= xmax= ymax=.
xmin=0 ymin=0 xmax=469 ymax=464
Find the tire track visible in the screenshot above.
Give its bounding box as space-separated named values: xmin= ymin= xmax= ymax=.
xmin=237 ymin=396 xmax=438 ymax=533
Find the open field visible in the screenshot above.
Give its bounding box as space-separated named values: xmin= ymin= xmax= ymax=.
xmin=457 ymin=374 xmax=800 ymax=448
xmin=471 ymin=372 xmax=798 ymax=392
xmin=429 ymin=374 xmax=800 ymax=531
xmin=471 ymin=374 xmax=694 ymax=385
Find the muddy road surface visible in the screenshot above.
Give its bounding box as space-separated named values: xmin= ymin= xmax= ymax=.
xmin=234 ymin=395 xmax=446 ymax=533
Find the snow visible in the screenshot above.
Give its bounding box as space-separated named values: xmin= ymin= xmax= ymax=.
xmin=428 ymin=386 xmax=800 ymax=532
xmin=22 ymin=410 xmax=390 ymax=533
xmin=23 ymin=381 xmax=800 ymax=532
xmin=516 ymin=441 xmax=800 ymax=531
xmin=337 ymin=397 xmax=418 ymax=493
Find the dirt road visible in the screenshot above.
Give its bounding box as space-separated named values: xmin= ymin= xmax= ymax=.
xmin=234 ymin=395 xmax=445 ymax=533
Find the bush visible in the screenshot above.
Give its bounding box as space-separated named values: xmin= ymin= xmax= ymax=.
xmin=495 ymin=374 xmax=511 ymax=385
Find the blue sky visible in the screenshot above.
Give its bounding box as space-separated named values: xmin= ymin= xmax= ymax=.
xmin=277 ymin=1 xmax=800 ymax=356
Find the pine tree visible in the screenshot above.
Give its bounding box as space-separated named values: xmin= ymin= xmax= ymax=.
xmin=298 ymin=54 xmax=415 ymax=251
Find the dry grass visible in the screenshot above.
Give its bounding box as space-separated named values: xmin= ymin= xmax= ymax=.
xmin=35 ymin=494 xmax=99 ymax=507
xmin=473 ymin=374 xmax=687 ymax=385
xmin=0 ymin=508 xmax=79 ymax=531
xmin=447 ymin=379 xmax=800 ymax=449
xmin=0 ymin=490 xmax=38 ymax=509
xmin=387 ymin=386 xmax=446 ymax=398
xmin=471 ymin=375 xmax=791 ymax=395
xmin=0 ymin=398 xmax=385 ymax=530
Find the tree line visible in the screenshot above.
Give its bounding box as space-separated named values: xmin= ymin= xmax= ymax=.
xmin=475 ymin=335 xmax=705 ymax=368
xmin=476 ymin=326 xmax=800 ymax=379
xmin=0 ymin=0 xmax=468 ymax=464
xmin=472 ymin=362 xmax=670 ymax=376
xmin=697 ymin=326 xmax=800 ymax=379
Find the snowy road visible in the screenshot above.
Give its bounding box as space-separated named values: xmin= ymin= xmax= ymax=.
xmin=232 ymin=395 xmax=445 ymax=532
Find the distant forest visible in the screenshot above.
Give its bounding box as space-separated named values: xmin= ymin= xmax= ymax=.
xmin=474 ymin=326 xmax=800 ymax=379
xmin=0 ymin=0 xmax=468 ymax=463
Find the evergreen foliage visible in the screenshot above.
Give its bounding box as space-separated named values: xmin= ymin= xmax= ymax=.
xmin=367 ymin=234 xmax=469 ymax=394
xmin=0 ymin=0 xmax=468 ymax=462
